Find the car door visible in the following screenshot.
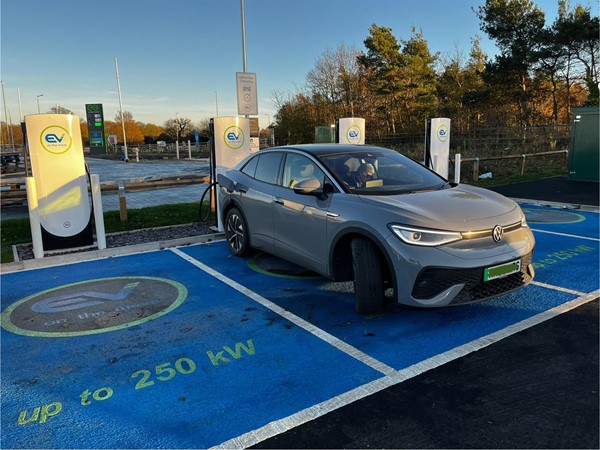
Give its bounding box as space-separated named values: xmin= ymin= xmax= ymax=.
xmin=272 ymin=153 xmax=331 ymax=274
xmin=237 ymin=152 xmax=282 ymax=253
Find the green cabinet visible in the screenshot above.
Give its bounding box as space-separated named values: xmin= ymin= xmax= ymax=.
xmin=569 ymin=107 xmax=599 ymax=181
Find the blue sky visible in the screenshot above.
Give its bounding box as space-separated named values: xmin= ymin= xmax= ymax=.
xmin=1 ymin=0 xmax=592 ymax=129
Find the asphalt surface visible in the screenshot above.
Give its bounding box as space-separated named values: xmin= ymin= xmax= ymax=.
xmin=256 ymin=299 xmax=599 ymax=449
xmin=489 ymin=176 xmax=599 ymax=207
xmin=1 ymin=162 xmax=598 ymax=449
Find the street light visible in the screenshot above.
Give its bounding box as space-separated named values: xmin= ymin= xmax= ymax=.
xmin=175 ymin=112 xmax=180 ymax=159
xmin=36 ymin=94 xmax=44 ymax=113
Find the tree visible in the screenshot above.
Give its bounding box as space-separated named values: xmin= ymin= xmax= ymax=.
xmin=138 ymin=122 xmax=164 ymax=143
xmin=359 ymin=24 xmax=403 ymax=133
xmin=477 ymin=0 xmax=546 ymax=125
xmin=164 ymin=117 xmax=193 ymax=142
xmin=113 ymin=111 xmax=144 ymax=144
xmin=306 ymin=43 xmax=363 ymax=119
xmin=553 ymin=1 xmax=599 ymax=106
xmin=397 ymin=27 xmax=439 ymax=131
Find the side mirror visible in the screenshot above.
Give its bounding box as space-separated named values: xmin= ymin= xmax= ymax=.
xmin=293 ymin=178 xmax=322 ymax=195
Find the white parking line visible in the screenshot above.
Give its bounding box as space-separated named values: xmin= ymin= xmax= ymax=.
xmin=531 ymin=228 xmax=600 ymax=241
xmin=170 ymin=246 xmax=598 ymax=450
xmin=214 ymin=287 xmax=599 ymax=449
xmin=170 ymin=247 xmax=397 ymax=377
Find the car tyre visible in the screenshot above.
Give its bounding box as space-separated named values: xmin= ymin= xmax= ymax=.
xmin=225 ymin=207 xmax=250 ymax=256
xmin=351 ymin=237 xmax=384 ymax=315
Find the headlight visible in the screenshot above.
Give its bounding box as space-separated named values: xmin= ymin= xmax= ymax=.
xmin=389 ymin=224 xmax=462 ymax=247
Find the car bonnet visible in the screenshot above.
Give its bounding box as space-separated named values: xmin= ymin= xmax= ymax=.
xmin=358 ymin=184 xmax=521 ymax=231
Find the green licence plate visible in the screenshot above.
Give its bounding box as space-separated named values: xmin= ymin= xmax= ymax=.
xmin=484 ymin=259 xmax=521 ymax=282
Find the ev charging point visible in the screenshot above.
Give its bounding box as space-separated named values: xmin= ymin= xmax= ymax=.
xmin=24 ymin=114 xmax=106 ymax=258
xmin=210 ymin=116 xmax=252 ymax=232
xmin=336 ymin=117 xmax=365 ymax=145
xmin=425 ymin=118 xmax=451 ymax=179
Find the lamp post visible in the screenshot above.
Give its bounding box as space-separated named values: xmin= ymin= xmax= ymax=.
xmin=36 ymin=94 xmax=44 ymax=113
xmin=175 ymin=112 xmax=180 ymax=159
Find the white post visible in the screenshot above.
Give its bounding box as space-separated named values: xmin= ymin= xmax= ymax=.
xmin=176 ymin=141 xmax=180 ymax=159
xmin=90 ymin=174 xmax=106 ymax=250
xmin=188 ymin=140 xmax=192 ymax=159
xmin=454 ymin=153 xmax=461 ymax=184
xmin=25 ymin=177 xmax=44 ymax=259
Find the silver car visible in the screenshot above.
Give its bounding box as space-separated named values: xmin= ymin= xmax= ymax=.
xmin=217 ymin=144 xmax=535 ymax=314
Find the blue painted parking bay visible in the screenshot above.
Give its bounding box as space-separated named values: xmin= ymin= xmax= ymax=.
xmin=1 ymin=206 xmax=598 ymax=449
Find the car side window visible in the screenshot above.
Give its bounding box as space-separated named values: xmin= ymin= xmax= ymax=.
xmin=241 ymin=155 xmax=258 ymax=178
xmin=282 ymin=154 xmax=326 ymax=189
xmin=253 ymin=152 xmax=282 ymax=184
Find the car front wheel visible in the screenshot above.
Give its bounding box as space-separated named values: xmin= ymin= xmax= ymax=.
xmin=225 ymin=207 xmax=250 ymax=256
xmin=351 ymin=237 xmax=384 ymax=315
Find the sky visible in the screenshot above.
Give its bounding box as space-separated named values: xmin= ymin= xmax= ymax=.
xmin=1 ymin=0 xmax=594 ymax=130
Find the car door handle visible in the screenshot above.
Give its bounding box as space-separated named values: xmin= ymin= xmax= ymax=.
xmin=274 ymin=197 xmax=284 ymax=205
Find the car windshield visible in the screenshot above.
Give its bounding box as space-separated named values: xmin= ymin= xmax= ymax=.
xmin=319 ymin=150 xmax=446 ymax=195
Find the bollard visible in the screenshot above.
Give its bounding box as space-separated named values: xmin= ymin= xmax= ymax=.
xmin=118 ymin=181 xmax=128 ymax=221
xmin=454 ymin=153 xmax=461 ymax=183
xmin=188 ymin=140 xmax=192 ymax=159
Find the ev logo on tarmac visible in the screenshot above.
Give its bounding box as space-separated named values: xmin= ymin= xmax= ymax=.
xmin=436 ymin=124 xmax=449 ymax=143
xmin=347 ymin=126 xmax=362 ymax=144
xmin=224 ymin=126 xmax=245 ymax=150
xmin=0 ymin=277 xmax=187 ymax=337
xmin=40 ymin=125 xmax=73 ymax=154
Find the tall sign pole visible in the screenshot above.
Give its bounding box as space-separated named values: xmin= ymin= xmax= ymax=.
xmin=115 ymin=57 xmax=128 ymax=161
xmin=240 ymin=0 xmax=247 ymax=73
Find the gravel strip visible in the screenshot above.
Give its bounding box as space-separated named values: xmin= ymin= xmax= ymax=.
xmin=15 ymin=222 xmax=216 ymax=261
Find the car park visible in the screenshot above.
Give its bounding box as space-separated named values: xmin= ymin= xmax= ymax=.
xmin=217 ymin=144 xmax=536 ymax=314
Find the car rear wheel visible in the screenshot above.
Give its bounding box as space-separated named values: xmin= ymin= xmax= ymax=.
xmin=351 ymin=237 xmax=384 ymax=315
xmin=225 ymin=207 xmax=250 ymax=256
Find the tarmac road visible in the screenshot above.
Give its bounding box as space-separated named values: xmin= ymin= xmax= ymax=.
xmin=255 ymin=299 xmax=599 ymax=449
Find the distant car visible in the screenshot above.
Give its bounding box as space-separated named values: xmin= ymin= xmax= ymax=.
xmin=217 ymin=144 xmax=535 ymax=314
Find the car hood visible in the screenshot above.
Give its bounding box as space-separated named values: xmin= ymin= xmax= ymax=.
xmin=358 ymin=184 xmax=520 ymax=230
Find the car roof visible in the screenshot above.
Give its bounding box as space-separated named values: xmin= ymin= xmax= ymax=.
xmin=264 ymin=144 xmax=393 ymax=157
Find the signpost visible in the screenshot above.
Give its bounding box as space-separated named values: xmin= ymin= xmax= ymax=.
xmin=236 ymin=72 xmax=258 ymax=116
xmin=86 ymin=103 xmax=106 ymax=155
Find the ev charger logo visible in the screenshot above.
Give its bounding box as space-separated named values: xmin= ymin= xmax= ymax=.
xmin=347 ymin=125 xmax=362 ymax=144
xmin=40 ymin=125 xmax=73 ymax=154
xmin=0 ymin=277 xmax=187 ymax=337
xmin=436 ymin=124 xmax=449 ymax=143
xmin=224 ymin=125 xmax=245 ymax=150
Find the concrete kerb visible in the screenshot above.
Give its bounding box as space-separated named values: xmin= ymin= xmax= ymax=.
xmin=2 ymin=232 xmax=225 ymax=274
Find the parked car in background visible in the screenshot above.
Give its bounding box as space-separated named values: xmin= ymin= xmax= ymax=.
xmin=217 ymin=144 xmax=535 ymax=315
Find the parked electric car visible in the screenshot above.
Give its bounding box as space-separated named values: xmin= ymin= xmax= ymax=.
xmin=217 ymin=144 xmax=535 ymax=314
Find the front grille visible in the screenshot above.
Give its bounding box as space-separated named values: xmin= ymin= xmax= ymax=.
xmin=412 ymin=253 xmax=533 ymax=305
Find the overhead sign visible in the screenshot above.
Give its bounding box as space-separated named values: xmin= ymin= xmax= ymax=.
xmin=25 ymin=114 xmax=93 ymax=249
xmin=338 ymin=117 xmax=365 ymax=145
xmin=236 ymin=72 xmax=258 ymax=116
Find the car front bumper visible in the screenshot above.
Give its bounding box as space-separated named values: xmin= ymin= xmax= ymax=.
xmin=385 ymin=227 xmax=536 ymax=307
